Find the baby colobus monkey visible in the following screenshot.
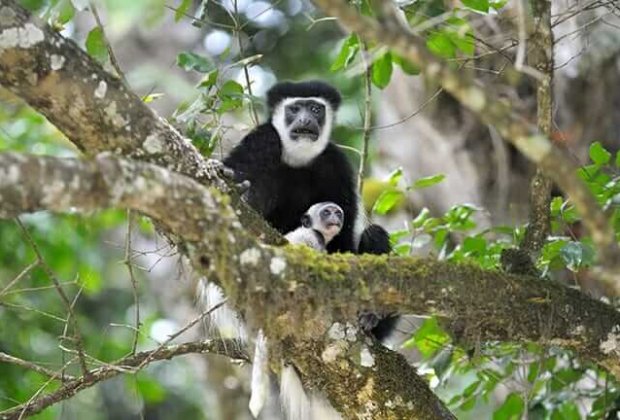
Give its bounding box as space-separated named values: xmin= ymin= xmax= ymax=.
xmin=284 ymin=202 xmax=344 ymax=251
xmin=200 ymin=202 xmax=345 ymax=419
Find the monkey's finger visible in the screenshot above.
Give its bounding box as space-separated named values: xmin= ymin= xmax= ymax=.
xmin=205 ymin=158 xmax=235 ymax=180
xmin=221 ymin=166 xmax=235 ymax=179
xmin=236 ymin=180 xmax=251 ymax=194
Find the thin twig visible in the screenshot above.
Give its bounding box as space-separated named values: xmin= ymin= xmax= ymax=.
xmin=90 ymin=2 xmax=127 ymax=84
xmin=124 ymin=210 xmax=141 ymax=355
xmin=136 ymin=299 xmax=229 ymax=370
xmin=233 ymin=0 xmax=259 ymax=126
xmin=0 ymin=352 xmax=75 ymax=381
xmin=0 ymin=260 xmax=38 ymax=298
xmin=360 ymin=87 xmax=443 ymax=131
xmin=357 ymin=41 xmax=373 ymax=194
xmin=60 ymin=283 xmax=83 ymax=382
xmin=15 ymin=219 xmax=90 ymax=377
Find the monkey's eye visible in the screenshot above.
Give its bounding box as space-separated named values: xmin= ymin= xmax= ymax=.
xmin=310 ymin=105 xmax=322 ymax=115
xmin=335 ymin=210 xmax=343 ymax=218
xmin=320 ymin=209 xmax=330 ymax=218
xmin=289 ymin=105 xmax=300 ymax=113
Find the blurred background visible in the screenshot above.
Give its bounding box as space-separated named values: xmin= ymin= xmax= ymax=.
xmin=1 ymin=0 xmax=620 ymax=418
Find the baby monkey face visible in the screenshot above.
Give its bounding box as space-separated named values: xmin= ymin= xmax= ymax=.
xmin=302 ymin=202 xmax=344 ymax=243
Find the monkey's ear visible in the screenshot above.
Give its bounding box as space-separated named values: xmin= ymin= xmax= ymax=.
xmin=301 ymin=214 xmax=312 ymax=228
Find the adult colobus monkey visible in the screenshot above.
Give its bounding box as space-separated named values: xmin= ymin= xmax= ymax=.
xmin=223 ymin=80 xmax=390 ymax=255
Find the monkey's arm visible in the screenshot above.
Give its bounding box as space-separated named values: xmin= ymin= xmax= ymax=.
xmin=223 ymin=124 xmax=282 ymax=182
xmin=223 ymin=124 xmax=282 ymax=215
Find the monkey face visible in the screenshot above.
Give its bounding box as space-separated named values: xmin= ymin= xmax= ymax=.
xmin=301 ymin=202 xmax=344 ymax=244
xmin=285 ymin=99 xmax=325 ymax=142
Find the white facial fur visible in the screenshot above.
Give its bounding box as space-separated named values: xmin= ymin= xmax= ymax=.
xmin=271 ymin=97 xmax=333 ymax=167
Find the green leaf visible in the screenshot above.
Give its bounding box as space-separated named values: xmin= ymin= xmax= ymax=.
xmin=19 ymin=0 xmax=47 ymax=11
xmin=426 ymin=31 xmax=456 ymax=58
xmin=219 ymin=80 xmax=244 ymax=96
xmin=462 ymin=236 xmax=486 ymax=254
xmin=85 ymin=27 xmax=107 ymax=63
xmin=387 ymin=167 xmax=404 ymax=187
xmin=392 ymin=54 xmax=420 ymax=75
xmin=589 ymin=141 xmax=611 ymax=165
xmin=177 ymin=52 xmax=214 ymax=73
xmin=493 ymin=393 xmax=524 ymax=420
xmin=54 ymin=0 xmax=75 ymax=25
xmin=372 ymin=190 xmax=404 ymax=215
xmin=142 ymin=93 xmax=164 ymax=103
xmin=412 ymin=208 xmax=431 ymax=228
xmin=461 ymin=0 xmax=489 ymax=12
xmin=175 ymin=0 xmax=193 ymax=21
xmin=331 ymin=34 xmax=359 ymax=72
xmin=371 ymin=52 xmax=393 ymax=89
xmin=411 ymin=174 xmax=445 ymax=189
xmin=445 ymin=17 xmax=475 ymax=56
xmin=199 ymin=70 xmax=219 ymax=89
xmin=403 ymin=317 xmax=450 ymax=357
xmin=552 ymin=402 xmax=580 ymax=420
xmin=527 ymin=363 xmax=540 ymax=383
xmin=490 ymin=0 xmax=508 ymax=10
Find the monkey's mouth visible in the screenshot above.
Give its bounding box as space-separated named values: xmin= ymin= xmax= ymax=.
xmin=323 ymin=223 xmax=342 ymax=240
xmin=325 ymin=222 xmax=342 ymax=233
xmin=291 ymin=127 xmax=319 ymax=141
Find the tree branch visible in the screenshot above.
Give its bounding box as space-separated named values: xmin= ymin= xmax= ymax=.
xmin=0 ymin=339 xmax=246 ymax=420
xmin=520 ymin=0 xmax=555 ymax=257
xmin=1 ymin=152 xmax=620 ymax=386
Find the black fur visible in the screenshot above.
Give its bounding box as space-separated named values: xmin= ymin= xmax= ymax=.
xmin=224 ymin=124 xmax=358 ymax=253
xmin=358 ymin=224 xmax=391 ymax=254
xmin=358 ymin=311 xmax=400 ymax=342
xmin=267 ymin=80 xmax=341 ymax=112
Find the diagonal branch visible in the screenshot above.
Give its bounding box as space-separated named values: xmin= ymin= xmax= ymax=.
xmin=311 ymin=0 xmax=620 ymax=288
xmin=0 ymin=0 xmax=283 ymax=246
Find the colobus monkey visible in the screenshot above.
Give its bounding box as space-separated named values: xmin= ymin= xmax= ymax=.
xmin=284 ymin=202 xmax=344 ymax=251
xmin=199 ymin=202 xmax=345 ymax=419
xmin=223 ymin=80 xmax=390 ymax=255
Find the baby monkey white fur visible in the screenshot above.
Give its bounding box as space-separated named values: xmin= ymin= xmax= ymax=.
xmin=199 ymin=202 xmax=345 ymax=419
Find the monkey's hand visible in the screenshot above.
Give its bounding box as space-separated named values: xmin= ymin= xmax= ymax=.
xmin=205 ymin=158 xmax=235 ymax=181
xmin=204 ymin=159 xmax=252 ymax=199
